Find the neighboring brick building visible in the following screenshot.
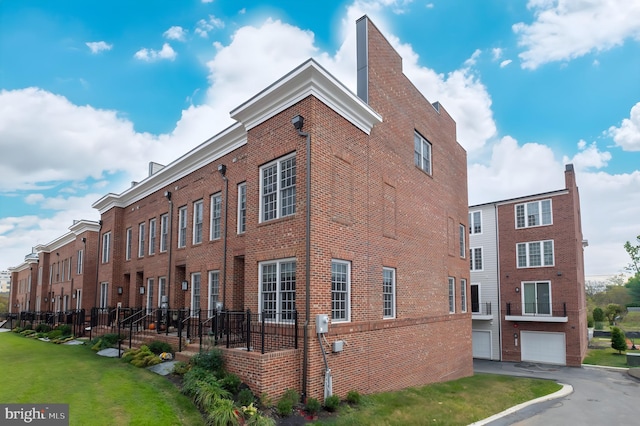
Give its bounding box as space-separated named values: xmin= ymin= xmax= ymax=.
xmin=8 ymin=254 xmax=38 ymax=313
xmin=470 ymin=164 xmax=588 ymax=366
xmin=89 ymin=16 xmax=471 ymax=400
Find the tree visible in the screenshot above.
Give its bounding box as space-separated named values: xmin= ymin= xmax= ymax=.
xmin=593 ymin=307 xmax=604 ymax=322
xmin=611 ymin=327 xmax=627 ymax=354
xmin=624 ymin=274 xmax=640 ymax=306
xmin=605 ymin=304 xmax=624 ymax=325
xmin=624 ymin=235 xmax=640 ymax=276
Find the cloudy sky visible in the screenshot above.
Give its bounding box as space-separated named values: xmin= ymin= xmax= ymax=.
xmin=1 ymin=0 xmax=639 ymax=277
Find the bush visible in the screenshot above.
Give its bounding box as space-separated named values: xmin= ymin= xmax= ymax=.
xmin=324 ymin=394 xmax=340 ymax=412
xmin=122 ymin=345 xmax=161 ymax=368
xmin=346 ymin=390 xmax=361 ymax=405
xmin=182 ymin=367 xmax=213 ymax=396
xmin=259 ymin=392 xmax=273 ymax=408
xmin=35 ymin=323 xmax=52 ymax=333
xmin=220 ymin=373 xmax=241 ymax=394
xmin=193 ymin=379 xmax=231 ymax=410
xmin=593 ymin=307 xmax=605 ymax=322
xmin=172 ymin=361 xmax=190 ymax=375
xmin=305 ymin=397 xmax=321 ymax=414
xmin=47 ymin=330 xmax=63 ymax=340
xmin=587 ymin=315 xmax=594 ymax=328
xmin=611 ymin=326 xmax=627 ymax=354
xmin=280 ymin=389 xmax=299 ymax=405
xmin=206 ymin=398 xmax=239 ymax=426
xmin=276 ymin=398 xmax=294 ymax=417
xmin=191 ymin=349 xmax=224 ymax=373
xmin=148 ymin=340 xmax=173 ymax=355
xmin=57 ymin=324 xmax=72 ymax=336
xmin=236 ymin=388 xmax=254 ymax=406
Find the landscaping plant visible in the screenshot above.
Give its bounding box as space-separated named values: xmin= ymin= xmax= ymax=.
xmin=611 ymin=326 xmax=627 ymax=354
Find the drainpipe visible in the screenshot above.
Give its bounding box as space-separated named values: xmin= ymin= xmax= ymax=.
xmin=165 ymin=191 xmax=173 ymax=308
xmin=217 ymin=165 xmax=229 ymax=310
xmin=94 ymin=220 xmax=102 ymax=309
xmin=292 ymin=114 xmax=311 ymax=401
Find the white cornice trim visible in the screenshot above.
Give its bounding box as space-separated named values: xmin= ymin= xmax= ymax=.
xmin=92 ymin=123 xmax=247 ymax=213
xmin=34 ymin=232 xmax=76 ymax=253
xmin=230 ymin=59 xmax=382 ymax=134
xmin=69 ymin=220 xmax=101 ymax=234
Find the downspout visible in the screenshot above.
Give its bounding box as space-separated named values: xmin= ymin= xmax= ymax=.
xmin=165 ymin=191 xmax=173 ymax=308
xmin=217 ymin=165 xmax=229 ymax=309
xmin=292 ymin=115 xmax=311 ymax=401
xmin=495 ymin=204 xmax=502 ymax=361
xmin=94 ymin=220 xmax=102 ymax=309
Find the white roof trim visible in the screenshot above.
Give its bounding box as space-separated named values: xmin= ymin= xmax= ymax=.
xmin=69 ymin=220 xmax=101 ymax=234
xmin=230 ymin=59 xmax=381 ymax=134
xmin=34 ymin=232 xmax=76 ymax=253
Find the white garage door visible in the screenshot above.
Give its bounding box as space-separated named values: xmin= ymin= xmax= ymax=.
xmin=472 ymin=330 xmax=492 ymax=359
xmin=521 ymin=331 xmax=566 ymax=365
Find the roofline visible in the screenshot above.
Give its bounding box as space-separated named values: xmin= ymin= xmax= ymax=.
xmin=469 ymin=188 xmax=570 ymax=209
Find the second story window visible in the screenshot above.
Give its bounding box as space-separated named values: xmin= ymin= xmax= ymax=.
xmin=160 ymin=214 xmax=168 ymax=252
xmin=516 ymin=199 xmax=552 ymax=228
xmin=210 ymin=193 xmax=221 ymax=240
xmin=125 ymin=228 xmax=132 ymax=260
xmin=138 ymin=222 xmax=145 ymax=258
xmin=459 ymin=224 xmax=466 ymax=258
xmin=414 ymin=131 xmax=432 ymax=175
xmin=178 ymin=206 xmax=187 ymax=248
xmin=193 ymin=200 xmax=203 ymax=244
xmin=470 ymin=247 xmax=483 ymax=271
xmin=101 ymin=232 xmax=111 ymax=264
xmin=149 ymin=218 xmax=157 ymax=255
xmin=260 ymin=153 xmax=296 ymax=222
xmin=517 ymin=240 xmax=554 ymax=268
xmin=77 ymin=249 xmax=83 ymax=275
xmin=237 ymin=182 xmax=246 ymax=234
xmin=469 ymin=211 xmax=481 ymax=234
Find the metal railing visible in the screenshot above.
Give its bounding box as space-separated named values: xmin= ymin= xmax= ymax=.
xmin=471 ymin=302 xmax=492 ymax=316
xmin=506 ymin=302 xmax=567 ymax=317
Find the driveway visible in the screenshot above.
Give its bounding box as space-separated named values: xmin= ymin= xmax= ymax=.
xmin=473 ymin=360 xmax=640 ymax=425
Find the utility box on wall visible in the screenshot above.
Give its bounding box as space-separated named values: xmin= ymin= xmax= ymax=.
xmin=316 ymin=314 xmax=329 ymax=334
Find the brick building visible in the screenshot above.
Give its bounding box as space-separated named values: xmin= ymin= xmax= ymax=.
xmin=470 ymin=164 xmax=588 ymax=366
xmin=88 ymin=16 xmax=471 ymax=399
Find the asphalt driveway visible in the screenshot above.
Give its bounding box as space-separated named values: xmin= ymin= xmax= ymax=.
xmin=473 ymin=359 xmax=640 ymax=425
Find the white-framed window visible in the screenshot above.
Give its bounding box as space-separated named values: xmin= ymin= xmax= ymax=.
xmin=125 ymin=228 xmax=132 ymax=260
xmin=101 ymin=232 xmax=111 ymax=264
xmin=149 ymin=218 xmax=157 ymax=255
xmin=460 ymin=278 xmax=467 ymax=313
xmin=383 ymin=267 xmax=396 ymax=319
xmin=470 ymin=247 xmax=483 ymax=271
xmin=414 ymin=131 xmax=432 ymax=174
xmin=146 ymin=278 xmax=154 ymax=314
xmin=138 ymin=222 xmax=145 ymax=258
xmin=517 ymin=240 xmax=554 ymax=268
xmin=158 ymin=277 xmax=167 ymax=307
xmin=515 ymin=199 xmax=552 ymax=229
xmin=77 ymin=249 xmax=83 ymax=274
xmin=208 ymin=270 xmax=220 ymax=316
xmin=191 ymin=272 xmax=201 ymax=316
xmin=331 ymin=260 xmax=351 ymax=323
xmin=523 ymin=281 xmax=551 ymax=315
xmin=237 ymin=182 xmax=246 ymax=234
xmin=75 ymin=289 xmax=82 ymax=310
xmin=259 ymin=259 xmax=296 ymax=321
xmin=99 ymin=282 xmax=108 ymax=308
xmin=260 ymin=153 xmax=296 ymax=222
xmin=448 ymin=277 xmax=455 ymax=313
xmin=68 ymin=257 xmax=72 ymax=279
xmin=470 ymin=283 xmax=480 ymax=313
xmin=61 ymin=260 xmax=65 ymax=281
xmin=178 ymin=206 xmax=187 ymax=248
xmin=160 ymin=213 xmax=169 ymax=252
xmin=210 ymin=193 xmax=221 ymax=240
xmin=193 ymin=200 xmax=203 ymax=244
xmin=459 ymin=224 xmax=466 ymax=258
xmin=469 ymin=211 xmax=482 ymax=234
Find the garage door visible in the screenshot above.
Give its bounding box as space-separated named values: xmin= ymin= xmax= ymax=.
xmin=521 ymin=331 xmax=566 ymax=365
xmin=472 ymin=330 xmax=492 ymax=359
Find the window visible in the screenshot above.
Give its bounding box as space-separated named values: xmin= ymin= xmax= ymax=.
xmin=160 ymin=214 xmax=169 ymax=252
xmin=191 ymin=272 xmax=201 ymax=316
xmin=414 ymin=131 xmax=432 ymax=174
xmin=208 ymin=271 xmax=220 ymax=316
xmin=260 ymin=259 xmax=296 ymax=321
xmin=469 ymin=247 xmax=483 ymax=271
xmin=193 ymin=200 xmax=203 ymax=244
xmin=469 ymin=211 xmax=481 ymax=234
xmin=149 ymin=218 xmax=157 ymax=255
xmin=75 ymin=289 xmax=82 ymax=310
xmin=515 ymin=199 xmax=552 ymax=228
xmin=158 ymin=277 xmax=167 ymax=307
xmin=210 ymin=194 xmax=221 ymax=240
xmin=178 ymin=206 xmax=187 ymax=248
xmin=523 ymin=281 xmax=551 ymax=315
xmin=77 ymin=249 xmax=83 ymax=274
xmin=125 ymin=228 xmax=132 ymax=260
xmin=517 ymin=240 xmax=554 ymax=268
xmin=331 ymin=260 xmax=351 ymax=322
xmin=260 ymin=153 xmax=296 ymax=222
xmin=448 ymin=277 xmax=455 ymax=313
xmin=470 ymin=283 xmax=480 ymax=313
xmin=101 ymin=232 xmax=111 ymax=263
xmin=146 ymin=278 xmax=154 ymax=313
xmin=138 ymin=222 xmax=145 ymax=258
xmin=459 ymin=224 xmax=466 ymax=258
xmin=383 ymin=267 xmax=396 ymax=319
xmin=99 ymin=282 xmax=108 ymax=309
xmin=68 ymin=257 xmax=72 ymax=279
xmin=460 ymin=278 xmax=467 ymax=313
xmin=237 ymin=183 xmax=246 ymax=234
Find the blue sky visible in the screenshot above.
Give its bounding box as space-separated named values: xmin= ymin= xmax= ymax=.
xmin=1 ymin=0 xmax=639 ymax=278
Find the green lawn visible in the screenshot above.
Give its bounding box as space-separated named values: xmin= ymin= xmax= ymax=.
xmin=314 ymin=374 xmax=561 ymax=425
xmin=0 ymin=332 xmax=203 ymax=426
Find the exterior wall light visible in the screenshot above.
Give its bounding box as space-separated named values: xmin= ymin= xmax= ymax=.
xmin=181 ymin=281 xmax=188 ymax=291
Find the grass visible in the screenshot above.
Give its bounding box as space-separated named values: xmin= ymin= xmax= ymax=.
xmin=315 ymin=373 xmax=562 ymax=425
xmin=0 ymin=332 xmax=203 ymax=426
xmin=583 ymin=346 xmax=632 ymax=368
xmin=620 ymin=312 xmax=640 ymax=330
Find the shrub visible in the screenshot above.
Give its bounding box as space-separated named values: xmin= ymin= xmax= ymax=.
xmin=172 ymin=361 xmax=190 ymax=375
xmin=593 ymin=307 xmax=605 ymax=322
xmin=220 ymin=373 xmax=241 ymax=394
xmin=276 ymin=398 xmax=294 ymax=417
xmin=194 ymin=379 xmax=231 ymax=410
xmin=182 ymin=367 xmax=214 ymax=396
xmin=148 ymin=340 xmax=173 ymax=355
xmin=304 ymin=397 xmax=321 ymax=414
xmin=47 ymin=330 xmax=63 ymax=340
xmin=280 ymin=389 xmax=299 ymax=405
xmin=259 ymin=392 xmax=273 ymax=408
xmin=324 ymin=394 xmax=340 ymax=412
xmin=191 ymin=349 xmax=224 ymax=373
xmin=57 ymin=324 xmax=72 ymax=337
xmin=245 ymin=412 xmax=275 ymax=426
xmin=236 ymin=387 xmax=255 ymax=406
xmin=206 ymin=398 xmax=239 ymax=426
xmin=346 ymin=390 xmax=361 ymax=405
xmin=35 ymin=324 xmax=52 ymax=333
xmin=611 ymin=326 xmax=627 ymax=354
xmin=587 ymin=316 xmax=594 ymax=328
xmin=122 ymin=345 xmax=161 ymax=368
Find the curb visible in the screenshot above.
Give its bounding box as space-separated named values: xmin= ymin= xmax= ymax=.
xmin=468 ymin=383 xmax=573 ymax=426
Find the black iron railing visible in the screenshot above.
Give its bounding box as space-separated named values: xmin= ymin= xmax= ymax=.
xmin=471 ymin=302 xmax=492 ymax=315
xmin=506 ymin=302 xmax=567 ymax=317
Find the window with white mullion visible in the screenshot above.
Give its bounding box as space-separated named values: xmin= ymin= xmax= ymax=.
xmin=260 ymin=154 xmax=296 ymax=222
xmin=237 ymin=183 xmax=246 ymax=234
xmin=469 ymin=211 xmax=482 ymax=234
xmin=517 ymin=240 xmax=554 ymax=268
xmin=383 ymin=267 xmax=396 ymax=319
xmin=178 ymin=206 xmax=187 ymax=248
xmin=331 ymin=260 xmax=350 ymax=322
xmin=138 ymin=222 xmax=145 ymax=257
xmin=146 ymin=278 xmax=154 ymax=314
xmin=149 ymin=218 xmax=156 ymax=255
xmin=469 ymin=247 xmax=483 ymax=271
xmin=259 ymin=259 xmax=296 ymax=322
xmin=448 ymin=277 xmax=455 ymax=313
xmin=210 ymin=194 xmax=221 ymax=240
xmin=158 ymin=277 xmax=167 ymax=308
xmin=414 ymin=132 xmax=432 ymax=174
xmin=193 ymin=200 xmax=203 ymax=244
xmin=459 ymin=224 xmax=466 ymax=258
xmin=160 ymin=214 xmax=169 ymax=252
xmin=208 ymin=271 xmax=220 ymax=317
xmin=515 ymin=199 xmax=552 ymax=228
xmin=461 ymin=279 xmax=467 ymax=313
xmin=191 ymin=273 xmax=201 ymax=316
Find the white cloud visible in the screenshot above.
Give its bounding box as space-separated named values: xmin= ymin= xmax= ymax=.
xmin=514 ymin=0 xmax=640 ymax=69
xmin=609 ymin=102 xmax=640 ymax=151
xmin=86 ymin=41 xmax=112 ymax=54
xmin=195 ymin=15 xmax=225 ymax=38
xmin=499 ymin=59 xmax=512 ymax=68
xmin=134 ymin=43 xmax=177 ymax=61
xmin=563 ymin=140 xmax=611 ymax=170
xmin=492 ymin=47 xmax=503 ymax=60
xmin=201 ymin=0 xmax=214 ymax=3
xmin=164 ymin=26 xmax=187 ymax=42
